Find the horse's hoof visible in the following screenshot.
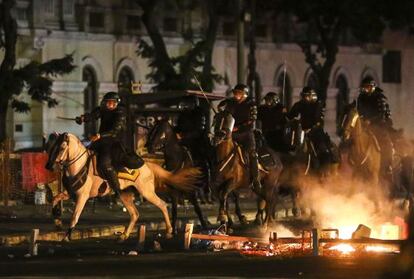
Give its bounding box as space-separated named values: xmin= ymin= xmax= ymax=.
xmin=62 ymin=236 xmax=70 ymax=242
xmin=240 ymin=215 xmax=248 ymax=225
xmin=165 ymin=232 xmax=173 ymax=239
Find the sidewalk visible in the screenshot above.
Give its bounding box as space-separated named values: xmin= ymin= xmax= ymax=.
xmin=0 ymin=199 xmax=263 ymax=245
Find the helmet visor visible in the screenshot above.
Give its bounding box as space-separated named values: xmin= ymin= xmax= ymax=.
xmin=105 ymin=99 xmax=118 ymax=110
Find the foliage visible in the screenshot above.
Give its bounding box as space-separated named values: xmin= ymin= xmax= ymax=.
xmin=265 ymin=0 xmax=414 ymax=102
xmin=135 ymin=0 xmax=224 ymax=93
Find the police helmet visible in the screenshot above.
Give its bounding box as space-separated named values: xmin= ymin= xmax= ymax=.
xmin=360 ymin=77 xmax=377 ymax=94
xmin=101 ymin=92 xmax=120 ymax=109
xmin=301 ymin=86 xmax=318 ymax=102
xmin=264 ymin=92 xmax=280 ymax=105
xmin=232 ymin=84 xmax=249 ymax=96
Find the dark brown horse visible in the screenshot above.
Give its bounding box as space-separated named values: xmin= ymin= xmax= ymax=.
xmin=146 ymin=119 xmax=208 ymax=233
xmin=211 ymin=111 xmax=283 ymax=228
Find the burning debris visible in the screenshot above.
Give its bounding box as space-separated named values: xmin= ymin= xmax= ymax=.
xmin=186 ymin=223 xmax=403 ymax=257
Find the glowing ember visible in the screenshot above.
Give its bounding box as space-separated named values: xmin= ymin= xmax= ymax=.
xmin=365 ymin=245 xmax=397 ymax=253
xmin=329 ymin=244 xmax=355 ymax=254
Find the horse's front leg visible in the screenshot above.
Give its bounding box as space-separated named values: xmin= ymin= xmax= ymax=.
xmin=188 ymin=193 xmax=208 ymax=229
xmin=64 ymin=192 xmax=89 ymax=242
xmin=217 ymin=182 xmax=230 ymax=224
xmin=232 ymin=192 xmax=248 ymax=224
xmin=52 ymin=191 xmax=70 ymax=230
xmin=118 ymin=191 xmax=139 ymax=242
xmin=171 ymin=193 xmax=179 ymax=234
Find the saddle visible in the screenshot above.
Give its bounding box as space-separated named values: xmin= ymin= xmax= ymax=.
xmin=90 ymin=143 xmax=145 ymax=182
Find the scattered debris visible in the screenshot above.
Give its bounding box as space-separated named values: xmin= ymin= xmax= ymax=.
xmin=23 ymin=253 xmax=31 ymax=258
xmin=128 ymin=250 xmax=138 ymax=256
xmin=7 ymin=254 xmax=14 ymax=259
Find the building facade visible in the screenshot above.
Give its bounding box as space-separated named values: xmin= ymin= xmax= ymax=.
xmin=6 ymin=0 xmax=414 ymax=149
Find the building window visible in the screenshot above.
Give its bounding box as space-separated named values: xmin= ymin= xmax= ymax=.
xmin=15 ymin=124 xmax=23 ymax=132
xmin=127 ymin=15 xmax=141 ymax=30
xmin=383 ymin=50 xmax=401 ymax=83
xmin=163 ymin=17 xmax=178 ymax=33
xmin=222 ymin=21 xmax=235 ymax=36
xmin=89 ymin=12 xmax=105 ymax=28
xmin=118 ymin=67 xmax=135 ymax=94
xmin=82 ymin=66 xmax=98 ymax=137
xmin=16 ymin=8 xmax=28 ymax=21
xmin=276 ymin=73 xmax=292 ymax=108
xmin=63 ymin=0 xmax=74 ymax=16
xmin=335 ymin=74 xmax=349 ymax=135
xmin=44 ymin=0 xmax=55 ymax=15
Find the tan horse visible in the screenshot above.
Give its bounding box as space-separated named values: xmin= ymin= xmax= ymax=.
xmin=341 ymin=104 xmax=381 ymax=187
xmin=46 ymin=133 xmax=200 ymax=241
xmin=211 ymin=111 xmax=283 ymax=227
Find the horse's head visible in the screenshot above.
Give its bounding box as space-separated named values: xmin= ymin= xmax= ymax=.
xmin=212 ymin=111 xmax=234 ymax=146
xmin=146 ymin=119 xmax=174 ymax=153
xmin=341 ymin=103 xmax=359 ymax=142
xmin=45 ymin=132 xmax=70 ymax=171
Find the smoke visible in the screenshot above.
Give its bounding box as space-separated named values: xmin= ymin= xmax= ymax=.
xmin=297 ymin=174 xmax=406 ymax=239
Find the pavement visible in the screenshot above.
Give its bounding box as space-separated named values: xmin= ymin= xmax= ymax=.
xmin=0 ymin=197 xmax=281 ymax=246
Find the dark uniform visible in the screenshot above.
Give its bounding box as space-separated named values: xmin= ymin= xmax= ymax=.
xmin=219 ymin=84 xmax=261 ymax=193
xmin=287 ymin=87 xmax=334 ymax=164
xmin=77 ymin=92 xmax=129 ymax=196
xmin=257 ymin=92 xmax=287 ymax=152
xmin=175 ymin=105 xmax=209 ymax=160
xmin=175 ymin=104 xmax=213 ymax=202
xmin=356 ymin=78 xmax=394 ymax=176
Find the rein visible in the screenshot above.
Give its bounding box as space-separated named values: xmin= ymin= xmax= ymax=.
xmin=216 ymin=139 xmax=238 ymax=173
xmin=60 ymin=138 xmax=92 ymax=193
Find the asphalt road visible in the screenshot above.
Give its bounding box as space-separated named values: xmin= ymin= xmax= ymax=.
xmin=0 ymin=234 xmax=410 ymax=279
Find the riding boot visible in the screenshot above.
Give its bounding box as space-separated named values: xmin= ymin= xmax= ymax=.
xmin=103 ymin=167 xmax=121 ymax=198
xmin=249 ymin=152 xmax=262 ymax=195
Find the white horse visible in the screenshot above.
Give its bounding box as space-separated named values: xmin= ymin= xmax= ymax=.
xmin=46 ymin=133 xmax=200 ymax=241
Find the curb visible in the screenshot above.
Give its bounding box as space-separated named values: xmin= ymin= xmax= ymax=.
xmin=0 ymin=211 xmax=259 ymax=246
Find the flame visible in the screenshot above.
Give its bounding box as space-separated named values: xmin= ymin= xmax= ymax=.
xmin=365 ymin=245 xmax=398 ymax=253
xmin=329 ymin=244 xmax=355 ymax=254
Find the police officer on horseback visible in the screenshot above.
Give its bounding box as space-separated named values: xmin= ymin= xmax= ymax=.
xmin=287 ymin=87 xmax=336 ymax=165
xmin=218 ymin=84 xmax=262 ymax=194
xmin=76 ymin=92 xmax=141 ymax=198
xmin=356 ymin=77 xmax=394 ymax=177
xmin=257 ymin=92 xmax=287 ymax=152
xmin=175 ymin=99 xmax=213 ymax=202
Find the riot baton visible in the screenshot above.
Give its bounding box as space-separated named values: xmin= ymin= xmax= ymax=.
xmin=57 ymin=116 xmax=77 ymax=121
xmin=281 ymin=60 xmax=287 ymax=106
xmin=193 ymin=74 xmax=218 ymax=115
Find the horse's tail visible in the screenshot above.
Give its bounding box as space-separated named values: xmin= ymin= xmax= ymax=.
xmin=145 ymin=162 xmax=201 ymax=192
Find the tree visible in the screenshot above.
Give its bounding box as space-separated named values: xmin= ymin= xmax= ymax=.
xmin=135 ymin=0 xmax=223 ymax=92
xmin=0 ymin=0 xmax=76 ymax=142
xmin=267 ymin=0 xmax=414 ymax=103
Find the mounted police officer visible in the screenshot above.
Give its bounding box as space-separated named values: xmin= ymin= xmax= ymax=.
xmin=356 ymin=77 xmax=394 ymax=177
xmin=175 ymin=99 xmax=213 ymax=202
xmin=287 ymin=87 xmax=336 ymax=166
xmin=257 ymin=92 xmax=287 ymax=152
xmin=76 ymin=92 xmax=138 ymax=198
xmin=218 ymin=84 xmax=262 ymax=194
